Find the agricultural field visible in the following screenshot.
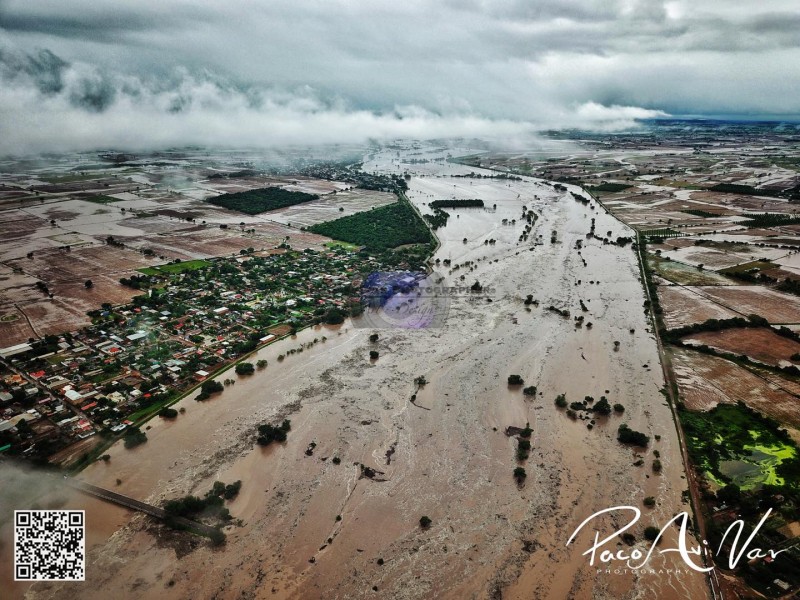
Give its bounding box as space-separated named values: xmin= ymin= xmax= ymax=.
xmin=264 ymin=188 xmax=396 ymax=228
xmin=280 ymin=178 xmax=350 ymax=195
xmin=657 ymin=285 xmax=739 ymax=328
xmin=7 ymin=245 xmax=153 ymax=286
xmin=695 ymin=286 xmax=800 ymax=323
xmin=0 ymin=209 xmax=81 ymax=261
xmin=84 ymin=194 xmax=121 ymax=204
xmin=17 ymin=297 xmax=95 ymax=339
xmin=203 ymin=175 xmax=348 ymax=197
xmin=649 ymin=255 xmax=734 ymax=285
xmin=773 ymin=251 xmax=800 ymax=277
xmin=683 ymin=327 xmax=800 ymax=366
xmin=124 ymin=224 xmax=330 ymax=260
xmin=138 ymin=259 xmax=211 ymax=276
xmin=663 ymin=246 xmax=772 ymax=271
xmin=671 ymin=348 xmax=800 ymax=440
xmin=46 ymin=436 xmax=105 ymax=469
xmin=0 ymin=160 xmax=352 ymax=350
xmin=0 ymin=306 xmax=37 ymax=344
xmin=0 ymin=246 xmax=153 ymax=345
xmin=681 ymin=403 xmax=797 ymax=490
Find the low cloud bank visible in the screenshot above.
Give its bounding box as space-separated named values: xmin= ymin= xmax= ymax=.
xmin=0 ymin=47 xmax=667 ymax=155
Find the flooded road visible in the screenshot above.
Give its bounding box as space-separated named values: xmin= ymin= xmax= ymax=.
xmin=19 ymin=148 xmax=709 ymax=600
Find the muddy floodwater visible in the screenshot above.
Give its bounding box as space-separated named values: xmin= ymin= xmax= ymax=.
xmin=18 ymin=149 xmax=709 ymax=600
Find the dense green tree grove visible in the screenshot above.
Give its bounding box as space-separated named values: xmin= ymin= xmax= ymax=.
xmin=309 ymin=202 xmax=433 ymax=250
xmin=208 ymin=187 xmax=318 ymax=215
xmin=428 ymin=199 xmax=484 ymax=209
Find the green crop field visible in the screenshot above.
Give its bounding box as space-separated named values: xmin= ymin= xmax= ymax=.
xmin=649 ymin=255 xmax=733 ymax=285
xmin=719 ymin=260 xmax=774 ymax=275
xmin=681 ymin=403 xmax=798 ymax=491
xmin=138 ymin=259 xmax=211 ymax=276
xmin=324 ymin=241 xmax=360 ymax=251
xmin=84 ymin=195 xmax=120 ymax=205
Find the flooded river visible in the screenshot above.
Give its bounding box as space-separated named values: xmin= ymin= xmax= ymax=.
xmin=11 ymin=147 xmax=709 ymax=600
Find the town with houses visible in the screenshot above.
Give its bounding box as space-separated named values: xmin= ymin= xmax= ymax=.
xmin=0 ymin=244 xmax=408 ymax=469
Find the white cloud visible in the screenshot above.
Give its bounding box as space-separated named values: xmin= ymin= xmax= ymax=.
xmin=572 ymin=102 xmax=668 ymax=129
xmin=0 ymin=63 xmax=543 ymax=154
xmin=1 ymin=0 xmax=799 ymax=153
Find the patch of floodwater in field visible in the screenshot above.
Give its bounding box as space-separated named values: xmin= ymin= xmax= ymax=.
xmin=266 ymin=189 xmax=396 ymax=228
xmin=21 ymin=199 xmax=153 ymax=237
xmin=719 ymin=459 xmax=762 ymax=488
xmin=718 ymin=447 xmax=781 ymax=489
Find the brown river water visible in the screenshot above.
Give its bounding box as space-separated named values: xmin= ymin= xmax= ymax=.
xmin=3 ymin=148 xmax=710 ymax=600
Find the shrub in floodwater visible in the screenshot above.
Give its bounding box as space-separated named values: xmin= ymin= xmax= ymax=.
xmin=618 ymin=424 xmax=649 ymax=447
xmin=644 ymin=526 xmax=660 ymax=542
xmin=257 ymin=419 xmax=291 ymax=446
xmin=235 ymin=362 xmax=254 ymax=376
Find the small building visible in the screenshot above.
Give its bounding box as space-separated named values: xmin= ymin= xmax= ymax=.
xmin=45 ymin=376 xmax=70 ymax=390
xmin=107 ymin=391 xmax=126 ymax=404
xmin=0 ymin=343 xmax=33 ymax=359
xmin=64 ymin=388 xmax=83 ymax=403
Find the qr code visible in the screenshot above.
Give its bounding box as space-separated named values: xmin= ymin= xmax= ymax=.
xmin=14 ymin=510 xmax=85 ymax=581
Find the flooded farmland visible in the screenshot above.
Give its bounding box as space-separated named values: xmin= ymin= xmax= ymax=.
xmin=14 ymin=149 xmax=709 ymax=600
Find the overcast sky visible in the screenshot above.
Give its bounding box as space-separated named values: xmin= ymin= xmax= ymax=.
xmin=1 ymin=0 xmax=799 ymax=154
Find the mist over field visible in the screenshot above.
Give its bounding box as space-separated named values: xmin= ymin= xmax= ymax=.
xmin=1 ymin=0 xmax=799 ymax=153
